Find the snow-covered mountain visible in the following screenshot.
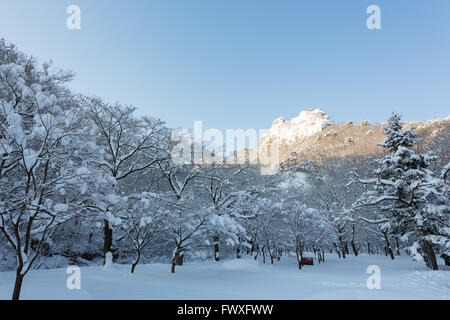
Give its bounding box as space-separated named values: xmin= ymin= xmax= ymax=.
xmin=259 ymin=108 xmax=332 ymax=146
xmin=255 ymin=109 xmax=449 ymax=171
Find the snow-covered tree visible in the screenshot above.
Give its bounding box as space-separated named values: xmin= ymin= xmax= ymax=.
xmin=118 ymin=193 xmax=168 ymax=273
xmin=352 ymin=113 xmax=449 ymax=270
xmin=201 ymin=164 xmax=250 ymax=261
xmin=0 ymin=40 xmax=112 ymax=299
xmin=81 ymin=96 xmax=168 ymax=264
xmin=284 ymin=203 xmax=329 ymax=269
xmin=155 ymin=157 xmax=206 ymax=273
xmin=296 ymin=159 xmax=356 ymax=258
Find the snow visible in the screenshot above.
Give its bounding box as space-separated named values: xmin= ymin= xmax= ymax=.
xmin=139 ymin=216 xmax=153 ymax=227
xmin=102 ymin=252 xmax=114 ymax=271
xmin=54 ymin=203 xmax=69 ymax=212
xmin=0 ymin=254 xmax=448 ymax=300
xmin=22 ymin=148 xmax=38 ymax=171
xmin=259 ymin=108 xmax=332 ymax=145
xmin=0 ymin=41 xmax=448 ymax=301
xmin=257 ymin=108 xmax=332 ymax=173
xmin=278 ymin=171 xmax=309 ymax=190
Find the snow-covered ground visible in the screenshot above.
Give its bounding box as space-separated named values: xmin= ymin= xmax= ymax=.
xmin=0 ymin=254 xmax=449 ymax=300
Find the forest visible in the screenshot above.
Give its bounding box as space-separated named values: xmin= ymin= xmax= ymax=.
xmin=0 ymin=39 xmax=449 ymax=300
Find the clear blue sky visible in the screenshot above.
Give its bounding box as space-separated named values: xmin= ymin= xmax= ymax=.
xmin=1 ymin=0 xmax=449 ymax=134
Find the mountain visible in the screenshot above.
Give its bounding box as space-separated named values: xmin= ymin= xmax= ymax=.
xmin=252 ymin=109 xmax=449 ymax=172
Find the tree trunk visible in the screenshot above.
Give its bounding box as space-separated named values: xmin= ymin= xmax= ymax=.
xmin=350 ymin=225 xmax=358 ymax=256
xmin=213 ymin=235 xmax=220 ymax=262
xmin=176 ymin=252 xmax=184 ymax=265
xmin=442 ymin=254 xmax=450 ymax=266
xmin=295 ymin=248 xmax=302 ymax=270
xmin=333 ymin=242 xmax=341 ymax=259
xmin=338 ymin=236 xmax=346 ymax=259
xmin=171 ymin=245 xmax=183 ymax=273
xmin=171 ymin=252 xmax=183 ymax=273
xmin=131 ymin=251 xmax=141 ymax=274
xmin=423 ymin=240 xmax=438 ymax=270
xmin=395 ymin=238 xmax=401 ymax=256
xmin=103 ymin=219 xmax=113 ymax=265
xmin=171 ymin=260 xmax=176 ymax=273
xmin=266 ymin=245 xmax=273 ymax=264
xmin=262 ymin=246 xmax=266 ymax=264
xmin=383 ymin=232 xmax=395 ymax=260
xmin=351 ymin=240 xmax=358 ymax=256
xmin=12 ymin=272 xmax=24 ymax=301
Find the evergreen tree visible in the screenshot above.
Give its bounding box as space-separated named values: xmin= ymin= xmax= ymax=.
xmin=353 ymin=113 xmax=449 ymax=270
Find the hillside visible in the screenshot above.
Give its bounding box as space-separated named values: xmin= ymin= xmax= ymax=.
xmin=250 ymin=109 xmax=450 ymax=171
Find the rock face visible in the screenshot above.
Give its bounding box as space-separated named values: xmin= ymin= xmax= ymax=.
xmin=257 ymin=109 xmax=332 ymax=172
xmin=255 ymin=109 xmax=450 ymax=172
xmin=260 ymin=109 xmax=332 ymax=145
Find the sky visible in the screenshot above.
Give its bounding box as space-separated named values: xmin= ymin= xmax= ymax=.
xmin=1 ymin=0 xmax=449 ymax=137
